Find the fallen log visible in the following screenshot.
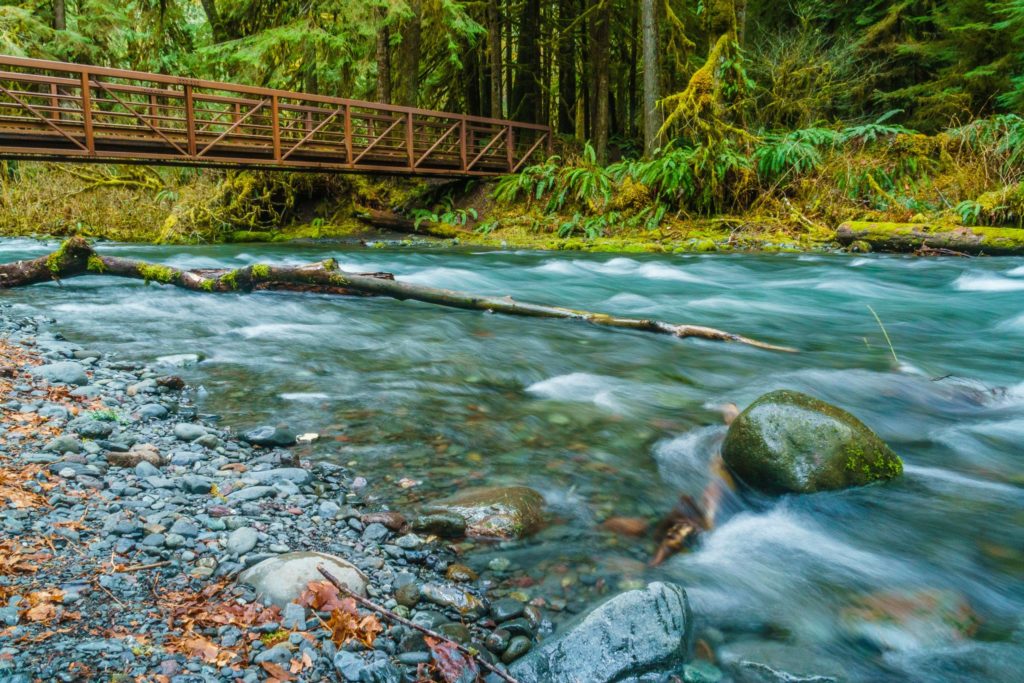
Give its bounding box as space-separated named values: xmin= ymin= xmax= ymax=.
xmin=0 ymin=237 xmax=796 ymax=352
xmin=837 ymin=221 xmax=1024 ymax=255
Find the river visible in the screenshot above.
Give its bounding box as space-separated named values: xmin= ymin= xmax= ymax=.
xmin=3 ymin=238 xmax=1023 ymax=681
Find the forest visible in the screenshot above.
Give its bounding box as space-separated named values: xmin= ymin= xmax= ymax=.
xmin=1 ymin=0 xmax=1024 ymax=250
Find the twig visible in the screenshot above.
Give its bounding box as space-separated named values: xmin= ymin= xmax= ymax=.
xmin=317 ymin=565 xmax=520 ymax=683
xmin=118 ymin=560 xmax=170 ymax=572
xmin=867 ymin=305 xmax=899 ymax=365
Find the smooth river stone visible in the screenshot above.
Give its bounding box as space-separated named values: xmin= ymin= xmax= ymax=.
xmin=239 ymin=551 xmax=367 ymax=607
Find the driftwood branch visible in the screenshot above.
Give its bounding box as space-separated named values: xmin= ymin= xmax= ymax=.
xmin=0 ymin=237 xmax=796 ymax=352
xmin=317 ymin=566 xmax=520 ymax=683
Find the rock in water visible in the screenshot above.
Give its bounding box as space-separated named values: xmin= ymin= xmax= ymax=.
xmin=238 ymin=551 xmax=368 ymax=607
xmin=510 ymin=582 xmax=691 ymax=683
xmin=721 ymin=390 xmax=902 ymax=494
xmin=421 ymin=486 xmax=544 ymax=539
xmin=241 ymin=425 xmax=298 ymax=448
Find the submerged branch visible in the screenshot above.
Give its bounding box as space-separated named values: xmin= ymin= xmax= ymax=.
xmin=0 ymin=237 xmax=796 ymax=353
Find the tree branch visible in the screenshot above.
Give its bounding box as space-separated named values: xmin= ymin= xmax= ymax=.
xmin=0 ymin=237 xmax=796 ymax=352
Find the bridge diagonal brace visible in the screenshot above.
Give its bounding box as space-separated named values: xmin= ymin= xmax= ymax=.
xmin=93 ymin=79 xmax=188 ymax=156
xmin=466 ymin=128 xmax=507 ymax=172
xmin=197 ymin=99 xmax=268 ymax=157
xmin=280 ymin=107 xmax=342 ymax=161
xmin=351 ymin=116 xmax=403 ymax=166
xmin=511 ymin=133 xmax=549 ymax=173
xmin=0 ymin=82 xmax=88 ymax=152
xmin=414 ymin=121 xmax=460 ymax=169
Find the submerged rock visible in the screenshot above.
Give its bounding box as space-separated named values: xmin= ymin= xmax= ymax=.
xmin=717 ymin=640 xmax=844 ymax=683
xmin=238 ymin=551 xmax=367 ymax=607
xmin=241 ymin=425 xmax=297 ymax=448
xmin=421 ymin=486 xmax=544 ymax=539
xmin=721 ymin=390 xmax=903 ymax=494
xmin=510 ymin=582 xmax=692 ymax=683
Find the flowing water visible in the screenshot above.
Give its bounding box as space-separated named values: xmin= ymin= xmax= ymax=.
xmin=4 ymin=238 xmax=1023 ymax=680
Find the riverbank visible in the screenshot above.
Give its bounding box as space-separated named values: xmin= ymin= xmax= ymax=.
xmin=0 ymin=307 xmax=584 ymax=681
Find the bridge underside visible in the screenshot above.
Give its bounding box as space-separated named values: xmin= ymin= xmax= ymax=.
xmin=0 ymin=56 xmax=551 ymax=177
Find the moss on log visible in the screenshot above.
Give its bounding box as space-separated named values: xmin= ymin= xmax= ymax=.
xmin=837 ymin=221 xmax=1024 ymax=255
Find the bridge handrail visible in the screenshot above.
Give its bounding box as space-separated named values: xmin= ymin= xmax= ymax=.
xmin=0 ymin=55 xmax=552 ymax=133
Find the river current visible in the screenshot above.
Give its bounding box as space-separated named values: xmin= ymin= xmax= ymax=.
xmin=3 ymin=238 xmax=1023 ymax=681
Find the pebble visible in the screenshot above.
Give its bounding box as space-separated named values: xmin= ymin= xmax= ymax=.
xmin=226 ymin=527 xmax=258 ymax=555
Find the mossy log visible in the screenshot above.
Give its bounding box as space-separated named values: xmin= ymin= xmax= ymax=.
xmin=0 ymin=237 xmax=796 ymax=352
xmin=837 ymin=221 xmax=1024 ymax=255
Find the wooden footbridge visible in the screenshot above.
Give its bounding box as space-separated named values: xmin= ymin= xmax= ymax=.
xmin=0 ymin=56 xmax=551 ymax=177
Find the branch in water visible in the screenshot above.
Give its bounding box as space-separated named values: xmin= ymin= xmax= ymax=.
xmin=0 ymin=237 xmax=797 ymax=353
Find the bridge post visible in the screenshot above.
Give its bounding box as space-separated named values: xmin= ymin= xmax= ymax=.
xmin=459 ymin=118 xmax=467 ymax=171
xmin=271 ymin=95 xmax=281 ymax=161
xmin=406 ymin=112 xmax=414 ymax=169
xmin=79 ymin=70 xmax=94 ymax=154
xmin=506 ymin=124 xmax=514 ymax=172
xmin=184 ymin=84 xmax=196 ymax=156
xmin=344 ymin=104 xmax=353 ymax=166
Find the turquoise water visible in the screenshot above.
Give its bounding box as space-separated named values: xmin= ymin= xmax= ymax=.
xmin=4 ymin=238 xmax=1023 ymax=680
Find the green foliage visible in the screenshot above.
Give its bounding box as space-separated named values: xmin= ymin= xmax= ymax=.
xmin=754 ymin=134 xmax=824 ymax=182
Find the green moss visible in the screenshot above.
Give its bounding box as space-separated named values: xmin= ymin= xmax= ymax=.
xmin=200 ymin=279 xmax=215 ymax=291
xmin=46 ymin=239 xmax=72 ymax=274
xmin=86 ymin=254 xmax=106 ymax=272
xmin=219 ymin=269 xmax=239 ymax=290
xmin=137 ymin=263 xmax=177 ymax=284
xmin=251 ymin=264 xmax=270 ymax=278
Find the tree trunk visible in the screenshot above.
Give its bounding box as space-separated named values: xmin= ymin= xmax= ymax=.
xmin=375 ymin=10 xmax=391 ymax=104
xmin=53 ymin=0 xmax=65 ymax=30
xmin=556 ymin=0 xmax=576 ymax=135
xmin=0 ymin=238 xmax=795 ymax=353
xmin=511 ymin=0 xmax=542 ymax=122
xmin=487 ymin=0 xmax=503 ymax=119
xmin=397 ymin=0 xmax=422 ymax=107
xmin=199 ymin=0 xmax=224 ymax=42
xmin=641 ymin=0 xmax=662 ymax=157
xmin=592 ymin=0 xmax=610 ymax=163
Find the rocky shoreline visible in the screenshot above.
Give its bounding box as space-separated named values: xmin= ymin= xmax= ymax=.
xmin=0 ymin=305 xmax=695 ymax=682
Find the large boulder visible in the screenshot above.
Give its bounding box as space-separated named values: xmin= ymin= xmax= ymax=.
xmin=511 ymin=582 xmax=692 ymax=683
xmin=721 ymin=390 xmax=902 ymax=494
xmin=29 ymin=361 xmax=88 ymax=386
xmin=421 ymin=486 xmax=544 ymax=539
xmin=238 ymin=551 xmax=367 ymax=608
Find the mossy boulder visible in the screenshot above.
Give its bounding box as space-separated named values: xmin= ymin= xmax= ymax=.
xmin=421 ymin=486 xmax=545 ymax=539
xmin=722 ymin=390 xmax=902 ymax=494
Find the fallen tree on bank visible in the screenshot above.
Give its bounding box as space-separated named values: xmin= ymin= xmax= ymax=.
xmin=0 ymin=237 xmax=796 ymax=353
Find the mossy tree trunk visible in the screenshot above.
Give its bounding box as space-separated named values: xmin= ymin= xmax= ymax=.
xmin=0 ymin=238 xmax=797 ymax=353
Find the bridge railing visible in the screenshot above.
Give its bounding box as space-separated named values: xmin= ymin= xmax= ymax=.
xmin=0 ymin=56 xmax=552 ymax=176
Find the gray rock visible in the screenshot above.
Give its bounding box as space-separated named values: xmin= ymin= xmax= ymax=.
xmin=30 ymin=361 xmax=88 ymax=386
xmin=333 ymin=651 xmax=367 ymax=682
xmin=45 ymin=435 xmax=82 ymax=454
xmin=241 ymin=425 xmax=297 ymax=448
xmin=318 ymin=500 xmax=341 ymax=519
xmin=248 ymin=468 xmax=311 ymax=486
xmin=511 ymin=582 xmax=692 ymax=683
xmin=226 ymin=485 xmax=276 ymax=503
xmin=137 ymin=403 xmax=168 ymax=420
xmin=238 ymin=551 xmax=368 ymax=608
xmin=362 ymin=523 xmax=389 ymax=542
xmin=721 ymin=390 xmax=903 ymax=494
xmin=253 ymin=643 xmax=292 ymax=665
xmin=67 ymin=416 xmax=115 ymax=439
xmin=179 ymin=475 xmax=213 ymax=494
xmin=281 ymin=602 xmax=306 ymax=630
xmin=226 ymin=527 xmax=259 ymax=555
xmin=420 ymin=583 xmax=484 ymax=614
xmin=134 ymin=460 xmax=161 ymax=478
xmin=421 ymin=486 xmax=544 ymax=539
xmin=155 ymin=353 xmax=201 ymax=368
xmin=173 ymin=423 xmax=207 ymax=442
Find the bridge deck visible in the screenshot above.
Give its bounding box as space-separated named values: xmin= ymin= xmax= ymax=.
xmin=0 ymin=56 xmax=551 ymax=177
